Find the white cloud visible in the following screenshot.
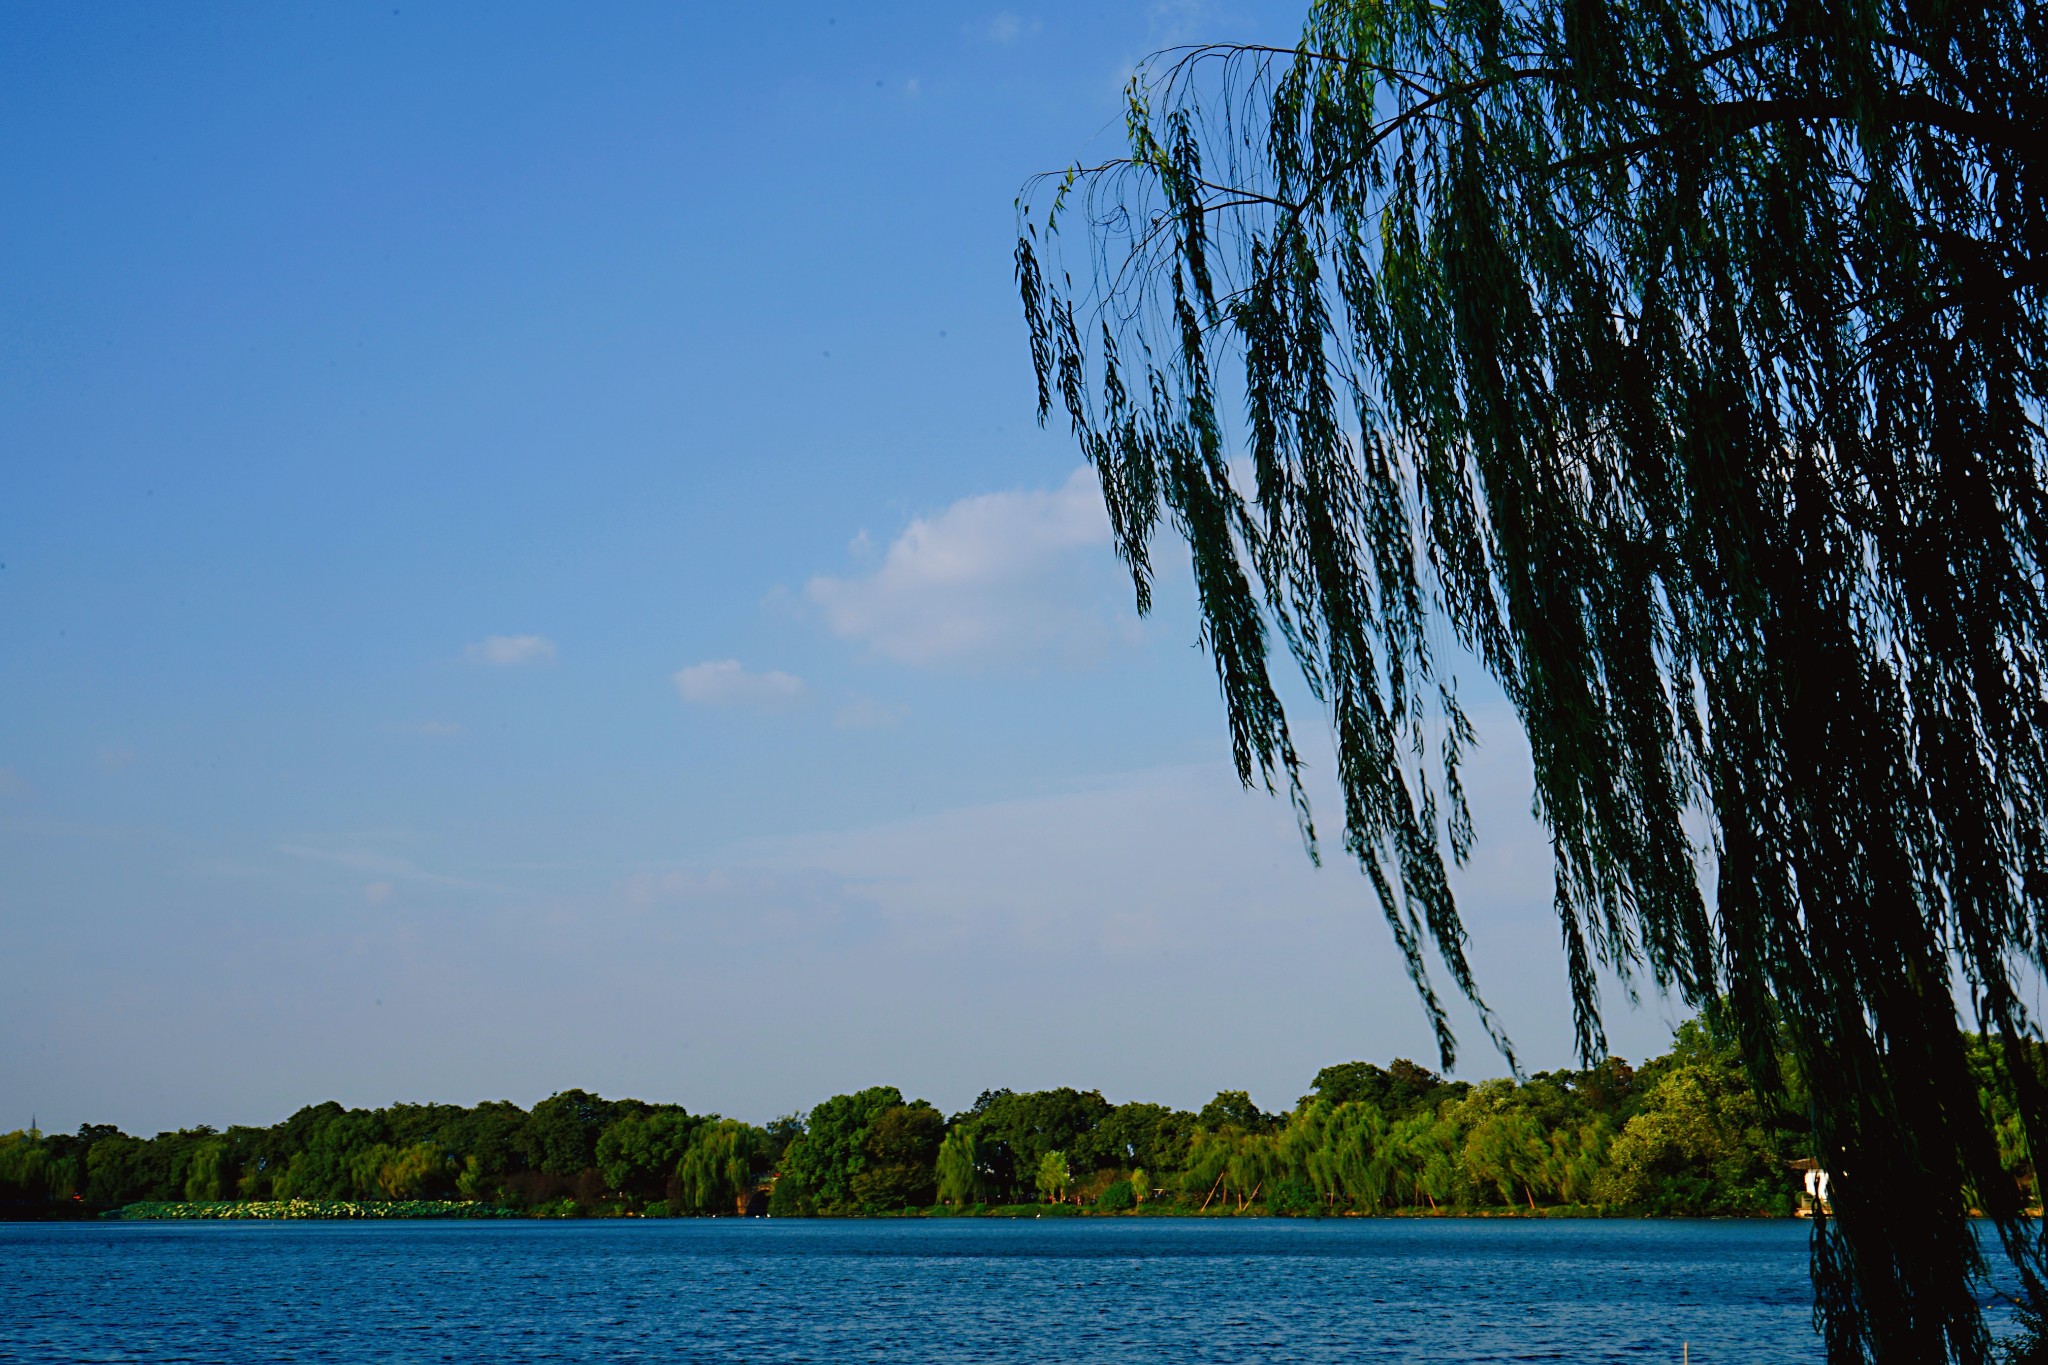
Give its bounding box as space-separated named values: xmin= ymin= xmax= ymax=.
xmin=674 ymin=659 xmax=808 ymax=710
xmin=467 ymin=634 xmax=556 ymax=666
xmin=805 ymin=466 xmax=1131 ymax=669
xmin=982 ymin=12 xmax=1040 ymax=42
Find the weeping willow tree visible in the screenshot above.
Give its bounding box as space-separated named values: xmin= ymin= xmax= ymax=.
xmin=1015 ymin=0 xmax=2044 ymax=1357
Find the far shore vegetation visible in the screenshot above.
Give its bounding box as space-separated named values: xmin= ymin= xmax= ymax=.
xmin=5 ymin=1019 xmax=2036 ymax=1222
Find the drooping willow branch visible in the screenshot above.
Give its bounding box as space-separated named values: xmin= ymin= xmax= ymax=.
xmin=1018 ymin=0 xmax=2046 ymax=1359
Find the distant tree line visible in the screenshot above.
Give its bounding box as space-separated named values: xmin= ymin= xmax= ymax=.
xmin=4 ymin=1021 xmax=2038 ymax=1219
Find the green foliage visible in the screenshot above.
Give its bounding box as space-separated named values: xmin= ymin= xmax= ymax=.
xmin=84 ymin=1133 xmax=154 ymax=1204
xmin=965 ymin=1088 xmax=1120 ymax=1202
xmin=1463 ymin=1107 xmax=1550 ymax=1210
xmin=1018 ymin=0 xmax=2048 ymax=1352
xmin=7 ymin=1091 xmax=764 ymax=1221
xmin=1594 ymin=1023 xmax=1799 ymax=1215
xmin=1198 ymin=1091 xmax=1277 ymax=1134
xmin=1306 ymin=1060 xmax=1457 ymax=1121
xmin=1095 ymin=1103 xmax=1192 ymax=1175
xmin=767 ymin=1171 xmax=813 ymax=1217
xmin=763 ymin=1114 xmax=805 ymax=1164
xmin=935 ymin=1126 xmax=983 ymax=1206
xmin=381 ymin=1143 xmax=454 ymax=1200
xmin=1269 ymin=1177 xmax=1319 ymax=1217
xmin=674 ymin=1119 xmax=768 ymax=1215
xmin=521 ymin=1090 xmax=617 ymax=1178
xmin=1095 ymin=1178 xmax=1136 ymax=1212
xmin=1035 ymin=1149 xmax=1071 ymax=1203
xmin=597 ymin=1111 xmax=702 ymax=1200
xmin=182 ymin=1138 xmax=229 ymax=1203
xmin=273 ymin=1107 xmax=385 ymax=1200
xmin=13 ymin=1022 xmax=2035 ymax=1235
xmin=852 ymin=1105 xmax=944 ymax=1210
xmin=777 ymin=1086 xmax=909 ymax=1215
xmin=0 ymin=1130 xmax=71 ymax=1202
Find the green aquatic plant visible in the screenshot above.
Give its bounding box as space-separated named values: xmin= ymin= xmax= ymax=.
xmin=114 ymin=1199 xmax=514 ymax=1220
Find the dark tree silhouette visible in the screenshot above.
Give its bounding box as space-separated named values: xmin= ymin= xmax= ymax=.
xmin=1015 ymin=0 xmax=2045 ymax=1357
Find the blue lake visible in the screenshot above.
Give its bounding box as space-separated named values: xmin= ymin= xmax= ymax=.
xmin=2 ymin=1217 xmax=1826 ymax=1363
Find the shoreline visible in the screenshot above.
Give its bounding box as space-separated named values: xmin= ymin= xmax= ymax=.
xmin=5 ymin=1199 xmax=1822 ymax=1223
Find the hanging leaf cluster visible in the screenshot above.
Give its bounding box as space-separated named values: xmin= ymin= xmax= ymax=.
xmin=1016 ymin=0 xmax=2045 ymax=1357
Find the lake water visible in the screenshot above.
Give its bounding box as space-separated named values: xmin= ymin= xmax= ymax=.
xmin=2 ymin=1217 xmax=1825 ymax=1363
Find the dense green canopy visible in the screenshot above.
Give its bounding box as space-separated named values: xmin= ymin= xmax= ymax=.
xmin=0 ymin=1025 xmax=1863 ymax=1221
xmin=1015 ymin=0 xmax=2045 ymax=1357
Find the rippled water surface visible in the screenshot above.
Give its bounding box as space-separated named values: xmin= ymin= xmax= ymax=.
xmin=2 ymin=1217 xmax=1822 ymax=1363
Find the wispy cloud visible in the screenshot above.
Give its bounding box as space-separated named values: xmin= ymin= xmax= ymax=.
xmin=466 ymin=634 xmax=556 ymax=666
xmin=673 ymin=659 xmax=808 ymax=710
xmin=805 ymin=466 xmax=1132 ymax=669
xmin=618 ymin=866 xmax=883 ymax=952
xmin=277 ymin=842 xmax=506 ymax=893
xmin=1148 ymin=0 xmax=1222 ymax=45
xmin=834 ymin=696 xmax=908 ymax=730
xmin=980 ymin=11 xmax=1040 ymax=43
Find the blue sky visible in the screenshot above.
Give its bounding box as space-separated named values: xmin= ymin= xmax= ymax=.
xmin=1 ymin=1 xmax=1685 ymax=1135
